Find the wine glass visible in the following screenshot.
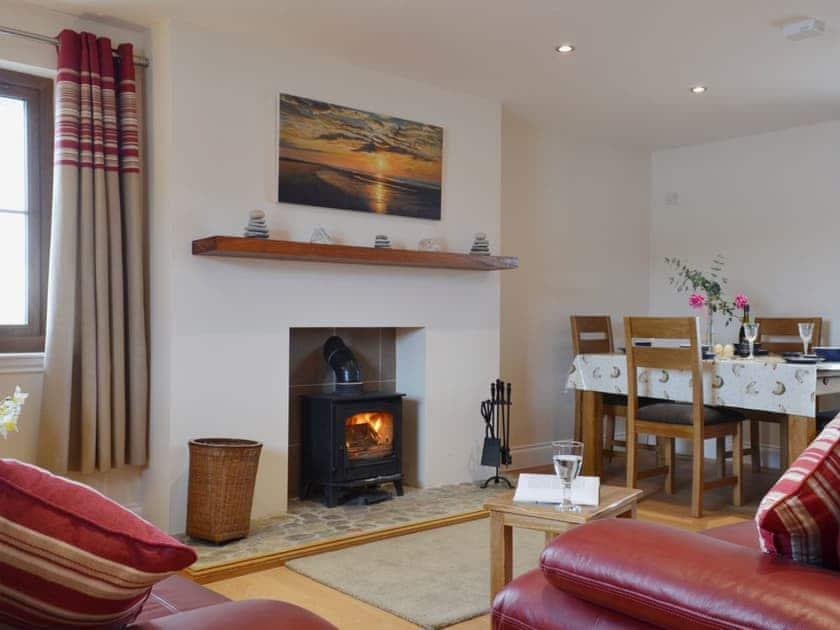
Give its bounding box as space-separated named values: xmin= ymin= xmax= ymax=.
xmin=798 ymin=322 xmax=814 ymax=356
xmin=552 ymin=440 xmax=583 ymax=512
xmin=743 ymin=323 xmax=759 ymax=360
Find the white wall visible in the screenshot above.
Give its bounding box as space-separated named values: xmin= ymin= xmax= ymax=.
xmin=500 ymin=111 xmax=651 ymax=465
xmin=650 ymin=120 xmax=840 ymax=341
xmin=650 ymin=120 xmax=840 ymax=456
xmin=145 ymin=21 xmax=502 ymax=532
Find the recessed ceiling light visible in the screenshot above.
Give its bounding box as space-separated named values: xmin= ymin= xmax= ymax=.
xmin=690 ymin=85 xmax=708 ymax=94
xmin=554 ymin=43 xmax=575 ymax=54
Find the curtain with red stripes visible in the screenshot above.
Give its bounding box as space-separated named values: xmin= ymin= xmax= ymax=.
xmin=40 ymin=30 xmax=148 ymax=473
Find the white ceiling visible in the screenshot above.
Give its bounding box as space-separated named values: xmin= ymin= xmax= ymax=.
xmin=16 ymin=0 xmax=840 ymax=148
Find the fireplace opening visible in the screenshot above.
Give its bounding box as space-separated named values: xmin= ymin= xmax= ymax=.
xmin=346 ymin=411 xmax=394 ymax=461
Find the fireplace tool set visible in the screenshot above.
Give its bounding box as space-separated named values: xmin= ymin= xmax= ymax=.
xmin=480 ymin=379 xmax=514 ymax=488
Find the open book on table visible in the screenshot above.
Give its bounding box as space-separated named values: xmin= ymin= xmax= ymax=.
xmin=513 ymin=473 xmax=600 ymax=506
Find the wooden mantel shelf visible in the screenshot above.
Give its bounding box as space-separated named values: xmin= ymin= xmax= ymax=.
xmin=192 ymin=236 xmax=519 ymax=271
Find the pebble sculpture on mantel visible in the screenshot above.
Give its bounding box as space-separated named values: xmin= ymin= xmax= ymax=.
xmin=469 ymin=232 xmax=491 ymax=255
xmin=243 ymin=209 xmax=269 ymax=238
xmin=310 ymin=227 xmax=334 ymax=245
xmin=374 ymin=235 xmax=391 ymax=248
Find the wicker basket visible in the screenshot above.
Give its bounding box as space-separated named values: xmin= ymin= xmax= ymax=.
xmin=186 ymin=438 xmax=263 ymax=543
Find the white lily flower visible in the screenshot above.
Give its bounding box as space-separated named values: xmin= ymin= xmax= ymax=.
xmin=0 ymin=386 xmax=27 ymax=440
xmin=12 ymin=386 xmax=28 ymax=404
xmin=0 ymin=417 xmax=17 ymax=439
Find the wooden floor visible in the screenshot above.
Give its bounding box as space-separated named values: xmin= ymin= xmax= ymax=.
xmin=206 ymin=449 xmax=779 ymax=630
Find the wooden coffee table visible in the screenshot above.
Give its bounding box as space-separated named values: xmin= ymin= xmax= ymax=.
xmin=485 ymin=485 xmax=642 ymax=600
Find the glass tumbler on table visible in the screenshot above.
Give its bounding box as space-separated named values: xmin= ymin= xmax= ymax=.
xmin=798 ymin=322 xmax=814 ymax=355
xmin=552 ymin=440 xmax=583 ymax=512
xmin=743 ymin=323 xmax=759 ymax=360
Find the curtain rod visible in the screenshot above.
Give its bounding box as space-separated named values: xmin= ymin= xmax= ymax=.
xmin=0 ymin=24 xmax=150 ymax=68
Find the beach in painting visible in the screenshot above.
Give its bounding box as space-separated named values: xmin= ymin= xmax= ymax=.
xmin=278 ymin=94 xmax=443 ymax=220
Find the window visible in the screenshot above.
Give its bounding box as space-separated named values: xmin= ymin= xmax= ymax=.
xmin=0 ymin=68 xmax=52 ymax=353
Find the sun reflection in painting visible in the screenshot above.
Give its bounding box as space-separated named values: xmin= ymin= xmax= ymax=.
xmin=371 ymin=179 xmax=387 ymax=213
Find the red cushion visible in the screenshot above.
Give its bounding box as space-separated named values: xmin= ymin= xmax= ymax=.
xmin=755 ymin=416 xmax=840 ymax=569
xmin=0 ymin=459 xmax=197 ymax=628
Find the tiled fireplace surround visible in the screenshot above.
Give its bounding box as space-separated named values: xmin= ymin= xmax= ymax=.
xmin=288 ymin=327 xmax=398 ymax=501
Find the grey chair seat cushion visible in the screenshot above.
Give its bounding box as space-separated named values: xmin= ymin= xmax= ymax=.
xmin=603 ymin=393 xmax=627 ymax=406
xmin=636 ymin=402 xmax=745 ymax=426
xmin=817 ymin=409 xmax=838 ymax=432
xmin=603 ymin=393 xmax=658 ymax=408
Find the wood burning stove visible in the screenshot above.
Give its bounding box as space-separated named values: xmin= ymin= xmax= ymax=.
xmin=301 ymin=391 xmax=405 ymax=507
xmin=300 ymin=335 xmax=404 ymax=507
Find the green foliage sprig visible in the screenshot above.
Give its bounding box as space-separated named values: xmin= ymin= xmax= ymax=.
xmin=665 ymin=254 xmax=735 ymax=325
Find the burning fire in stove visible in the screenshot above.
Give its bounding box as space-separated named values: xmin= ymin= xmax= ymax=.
xmin=345 ymin=411 xmax=394 ymax=461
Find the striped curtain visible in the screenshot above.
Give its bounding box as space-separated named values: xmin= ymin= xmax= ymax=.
xmin=39 ymin=30 xmax=148 ymax=473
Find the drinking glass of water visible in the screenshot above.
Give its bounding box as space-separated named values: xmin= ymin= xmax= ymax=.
xmin=798 ymin=322 xmax=814 ymax=355
xmin=742 ymin=323 xmax=759 ymax=360
xmin=552 ymin=440 xmax=583 ymax=512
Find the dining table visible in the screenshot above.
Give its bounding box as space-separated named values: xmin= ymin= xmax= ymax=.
xmin=566 ymin=352 xmax=840 ymax=477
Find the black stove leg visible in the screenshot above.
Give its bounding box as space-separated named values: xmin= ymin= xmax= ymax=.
xmin=393 ymin=480 xmax=404 ymax=497
xmin=301 ymin=481 xmax=313 ymax=500
xmin=325 ymin=485 xmax=339 ymax=508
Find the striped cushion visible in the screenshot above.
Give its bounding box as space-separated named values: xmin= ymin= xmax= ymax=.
xmin=0 ymin=459 xmax=196 ymax=628
xmin=755 ymin=417 xmax=840 ymax=569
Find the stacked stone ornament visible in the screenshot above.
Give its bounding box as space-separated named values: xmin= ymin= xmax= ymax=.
xmin=469 ymin=232 xmax=490 ymax=255
xmin=374 ymin=235 xmax=391 ymax=248
xmin=243 ymin=210 xmax=269 ymax=238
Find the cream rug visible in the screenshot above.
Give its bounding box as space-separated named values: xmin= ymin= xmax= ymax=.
xmin=286 ymin=518 xmax=545 ymax=629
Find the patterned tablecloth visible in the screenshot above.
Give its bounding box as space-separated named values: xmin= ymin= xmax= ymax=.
xmin=566 ymin=353 xmax=840 ymax=417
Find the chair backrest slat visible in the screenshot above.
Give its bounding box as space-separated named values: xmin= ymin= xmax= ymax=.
xmin=633 ymin=346 xmax=694 ymax=370
xmin=624 ymin=316 xmax=696 ymax=341
xmin=755 ymin=317 xmax=822 ymax=354
xmin=624 ymin=316 xmax=704 ymax=428
xmin=570 ymin=316 xmax=614 ymax=355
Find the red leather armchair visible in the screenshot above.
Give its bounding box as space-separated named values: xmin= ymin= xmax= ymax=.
xmin=492 ymin=519 xmax=840 ymax=629
xmin=127 ymin=576 xmax=335 ymax=629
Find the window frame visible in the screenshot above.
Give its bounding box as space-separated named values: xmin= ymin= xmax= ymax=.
xmin=0 ymin=68 xmax=53 ymax=353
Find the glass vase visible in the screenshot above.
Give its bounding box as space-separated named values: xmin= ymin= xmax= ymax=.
xmin=703 ymin=304 xmax=715 ymax=348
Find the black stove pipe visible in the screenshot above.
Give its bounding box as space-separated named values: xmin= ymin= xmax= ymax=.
xmin=324 ymin=336 xmax=363 ymax=394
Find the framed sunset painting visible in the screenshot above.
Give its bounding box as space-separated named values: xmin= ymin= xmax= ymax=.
xmin=277 ymin=94 xmax=443 ymax=220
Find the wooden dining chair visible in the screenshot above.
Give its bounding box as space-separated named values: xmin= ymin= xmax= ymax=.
xmin=744 ymin=317 xmax=824 ymax=472
xmin=755 ymin=317 xmax=822 ymax=355
xmin=625 ymin=316 xmax=744 ymax=518
xmin=570 ymin=316 xmax=624 ymax=460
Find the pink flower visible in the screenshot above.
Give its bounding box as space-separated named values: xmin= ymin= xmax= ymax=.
xmin=688 ymin=293 xmax=705 ymax=309
xmin=734 ymin=293 xmax=749 ymax=310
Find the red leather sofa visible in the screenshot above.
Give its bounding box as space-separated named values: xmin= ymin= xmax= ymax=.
xmin=126 ymin=575 xmax=336 ymax=629
xmin=492 ymin=519 xmax=840 ymax=629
